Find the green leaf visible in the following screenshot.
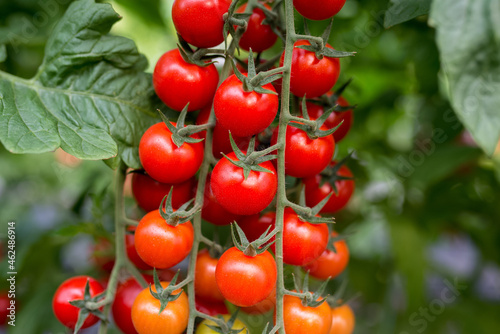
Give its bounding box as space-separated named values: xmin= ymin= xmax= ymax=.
xmin=429 ymin=0 xmax=500 ymax=156
xmin=0 ymin=0 xmax=159 ymax=168
xmin=384 ymin=0 xmax=432 ymax=28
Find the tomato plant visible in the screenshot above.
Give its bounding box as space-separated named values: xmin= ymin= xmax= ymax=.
xmin=153 ymin=49 xmax=219 ymax=112
xmin=52 ymin=276 xmax=105 ymax=330
xmin=134 ymin=210 xmax=194 ymax=269
xmin=131 ymin=282 xmax=189 ymax=334
xmin=139 ymin=122 xmax=204 ymax=184
xmin=329 ymin=304 xmax=355 ymax=334
xmin=125 ymin=226 xmax=154 ymax=271
xmin=201 ymin=173 xmax=242 ymax=226
xmin=282 ymin=294 xmax=333 ymax=334
xmin=195 ymin=314 xmax=247 ymax=334
xmin=195 ymin=249 xmax=225 ymax=303
xmin=293 ymin=0 xmax=347 ymax=21
xmin=237 ymin=2 xmax=278 ymax=52
xmin=195 ymin=297 xmax=229 ymax=316
xmin=215 ymin=246 xmax=277 ymax=307
xmin=304 ymin=232 xmax=350 ymax=280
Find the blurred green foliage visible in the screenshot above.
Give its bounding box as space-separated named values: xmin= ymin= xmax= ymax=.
xmin=0 ymin=0 xmax=499 ymax=333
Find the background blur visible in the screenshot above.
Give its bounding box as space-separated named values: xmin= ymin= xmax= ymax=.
xmin=1 ymin=0 xmax=499 ymax=333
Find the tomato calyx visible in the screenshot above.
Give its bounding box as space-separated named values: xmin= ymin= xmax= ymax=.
xmin=296 ymin=20 xmax=355 ymax=60
xmin=223 ymin=134 xmax=279 ymax=180
xmin=159 ymin=106 xmax=209 ymax=148
xmin=159 ymin=188 xmax=199 ymax=227
xmin=319 ymin=153 xmax=355 ymax=192
xmin=148 ymin=269 xmax=187 ymax=313
xmin=177 ymin=36 xmax=224 ymax=67
xmin=316 ymin=79 xmax=357 ymax=112
xmin=287 ymin=271 xmax=330 ymax=308
xmin=231 ymin=222 xmax=276 ymax=257
xmin=68 ymin=279 xmax=107 ymax=334
xmin=203 ymin=309 xmax=246 ymax=334
xmin=286 ymin=188 xmax=335 ymax=225
xmin=223 ymin=0 xmax=251 ymax=51
xmin=231 ymin=52 xmax=282 ymax=95
xmin=255 ymin=1 xmax=282 ymax=39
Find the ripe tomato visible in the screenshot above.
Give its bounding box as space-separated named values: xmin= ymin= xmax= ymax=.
xmin=134 ymin=210 xmax=194 ymax=269
xmin=195 ymin=314 xmax=247 ymax=334
xmin=303 ymin=232 xmax=349 ymax=280
xmin=131 ymin=282 xmax=189 ymax=334
xmin=112 ymin=276 xmax=154 ymax=334
xmin=241 ymin=287 xmax=276 ymax=315
xmin=280 ymin=209 xmax=329 ymax=266
xmin=214 ymin=73 xmax=279 ymax=137
xmin=283 ymin=294 xmax=332 ymax=334
xmin=211 ymin=152 xmax=278 ymax=215
xmin=280 ymin=40 xmax=340 ymax=98
xmin=239 ymin=212 xmax=272 ymax=242
xmin=201 ymin=173 xmax=242 ymax=226
xmin=52 ymin=276 xmax=105 ymax=330
xmin=329 ymin=304 xmax=355 ymax=334
xmin=132 ymin=172 xmax=195 ymax=212
xmin=271 ymin=123 xmax=335 ymax=178
xmin=196 ymin=105 xmax=253 ymax=160
xmin=215 ymin=247 xmax=277 ymax=307
xmin=0 ymin=292 xmax=8 ymax=326
xmin=293 ymin=0 xmax=347 ymax=21
xmin=303 ymin=162 xmax=354 ymax=213
xmin=139 ymin=122 xmax=204 ymax=184
xmin=302 ymin=96 xmax=353 ymax=142
xmin=153 ymin=49 xmax=219 ymax=112
xmin=125 ymin=226 xmax=153 ymax=271
xmin=195 ymin=249 xmax=225 ymax=303
xmin=172 ymin=0 xmax=231 ymax=48
xmin=237 ymin=3 xmax=277 ymax=52
xmin=195 ymin=297 xmax=229 ymax=316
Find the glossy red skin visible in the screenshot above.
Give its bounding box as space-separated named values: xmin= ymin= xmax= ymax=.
xmin=239 ymin=212 xmax=274 ymax=242
xmin=201 ymin=174 xmax=242 ymax=226
xmin=139 ymin=122 xmax=204 ymax=184
xmin=196 ymin=105 xmax=253 ymax=160
xmin=293 ymin=0 xmax=346 ymax=21
xmin=153 ymin=49 xmax=219 ymax=112
xmin=172 ymin=0 xmax=232 ymax=48
xmin=215 ymin=247 xmax=277 ymax=307
xmin=132 ymin=172 xmax=195 ymax=212
xmin=195 ymin=249 xmax=225 ymax=302
xmin=281 ymin=40 xmax=340 ymax=98
xmin=304 ymin=232 xmax=349 ymax=280
xmin=112 ymin=276 xmax=154 ymax=334
xmin=271 ymin=124 xmax=335 ymax=178
xmin=52 ymin=276 xmax=105 ymax=329
xmin=283 ymin=294 xmax=333 ymax=334
xmin=135 ymin=210 xmax=194 ymax=269
xmin=303 ymin=163 xmax=354 ymax=213
xmin=195 ymin=297 xmax=229 ymax=316
xmin=0 ymin=292 xmax=9 ymax=326
xmin=303 ymin=96 xmax=353 ymax=143
xmin=214 ymin=73 xmax=279 ymax=137
xmin=329 ymin=304 xmax=355 ymax=334
xmin=237 ymin=3 xmax=278 ymax=52
xmin=211 ymin=152 xmax=278 ymax=215
xmin=126 ymin=226 xmax=153 ymax=271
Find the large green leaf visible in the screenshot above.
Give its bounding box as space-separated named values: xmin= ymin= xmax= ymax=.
xmin=429 ymin=0 xmax=500 ymax=156
xmin=0 ymin=0 xmax=159 ymax=168
xmin=384 ymin=0 xmax=432 ymax=28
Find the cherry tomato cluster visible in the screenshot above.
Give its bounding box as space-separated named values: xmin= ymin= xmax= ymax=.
xmin=51 ymin=0 xmax=357 ymax=333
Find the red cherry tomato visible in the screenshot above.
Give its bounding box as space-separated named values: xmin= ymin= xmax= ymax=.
xmin=293 ymin=0 xmax=347 ymax=21
xmin=195 ymin=249 xmax=225 ymax=303
xmin=241 ymin=288 xmax=276 ymax=315
xmin=172 ymin=0 xmax=232 ymax=48
xmin=153 ymin=49 xmax=219 ymax=112
xmin=215 ymin=247 xmax=277 ymax=307
xmin=271 ymin=123 xmax=335 ymax=178
xmin=112 ymin=276 xmax=154 ymax=334
xmin=283 ymin=294 xmax=333 ymax=334
xmin=211 ymin=152 xmax=278 ymax=215
xmin=201 ymin=173 xmax=242 ymax=226
xmin=52 ymin=276 xmax=105 ymax=330
xmin=0 ymin=292 xmax=9 ymax=326
xmin=131 ymin=282 xmax=189 ymax=334
xmin=303 ymin=162 xmax=354 ymax=213
xmin=132 ymin=172 xmax=195 ymax=212
xmin=329 ymin=304 xmax=355 ymax=334
xmin=134 ymin=210 xmax=194 ymax=269
xmin=196 ymin=105 xmax=254 ymax=160
xmin=280 ymin=40 xmax=340 ymax=98
xmin=214 ymin=73 xmax=279 ymax=137
xmin=139 ymin=122 xmax=204 ymax=184
xmin=237 ymin=3 xmax=278 ymax=52
xmin=195 ymin=297 xmax=229 ymax=316
xmin=304 ymin=232 xmax=349 ymax=280
xmin=302 ymin=96 xmax=353 ymax=142
xmin=125 ymin=226 xmax=153 ymax=271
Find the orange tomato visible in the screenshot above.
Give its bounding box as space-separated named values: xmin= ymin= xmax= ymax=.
xmin=329 ymin=304 xmax=355 ymax=334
